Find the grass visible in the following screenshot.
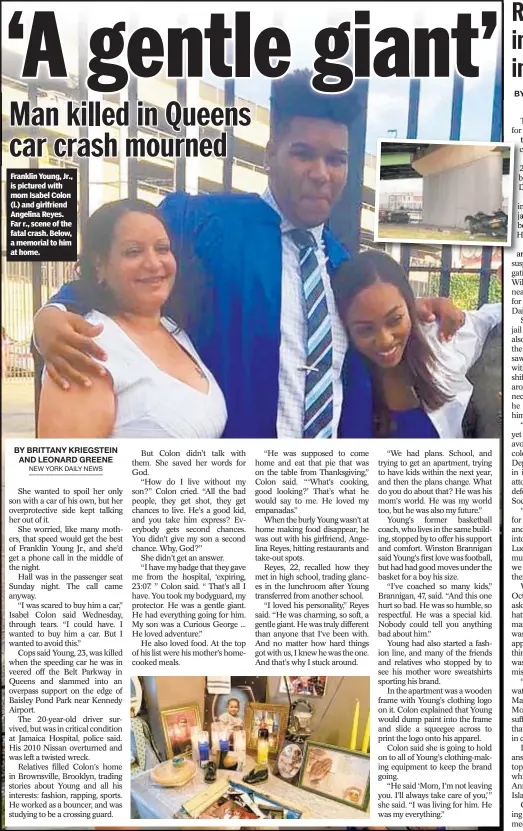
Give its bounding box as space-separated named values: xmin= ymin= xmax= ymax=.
xmin=377 ymin=223 xmax=507 ymax=244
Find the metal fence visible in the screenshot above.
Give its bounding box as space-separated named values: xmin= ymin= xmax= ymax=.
xmin=408 ymin=266 xmax=502 ymax=309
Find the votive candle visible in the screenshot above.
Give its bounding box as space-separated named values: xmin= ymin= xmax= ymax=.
xmin=198 ymin=730 xmax=210 ymax=766
xmin=190 ymin=725 xmax=200 ymax=764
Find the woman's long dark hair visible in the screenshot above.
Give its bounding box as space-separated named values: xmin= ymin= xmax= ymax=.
xmin=75 ymin=199 xmax=172 ymax=316
xmin=332 ymin=250 xmax=452 ymax=437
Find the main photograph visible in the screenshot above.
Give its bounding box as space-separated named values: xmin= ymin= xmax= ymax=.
xmin=3 ymin=2 xmax=503 ymax=440
xmin=129 ymin=675 xmax=371 ymax=820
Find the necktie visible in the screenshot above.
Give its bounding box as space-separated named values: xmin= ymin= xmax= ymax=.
xmin=289 ymin=228 xmax=334 ymax=439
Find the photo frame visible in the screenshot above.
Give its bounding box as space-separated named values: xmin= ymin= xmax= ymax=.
xmin=244 ymin=702 xmax=290 ymax=758
xmin=160 ymin=703 xmax=201 ymax=759
xmin=274 ymin=737 xmax=306 ymax=785
xmin=374 ymin=138 xmax=513 ymax=248
xmin=298 ymin=741 xmax=370 ymax=811
xmin=203 ymin=676 xmax=267 ymax=735
xmin=278 ymin=676 xmax=327 ymax=698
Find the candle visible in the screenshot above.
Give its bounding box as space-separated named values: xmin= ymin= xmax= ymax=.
xmin=198 ymin=730 xmax=210 ymax=766
xmin=361 ymin=710 xmax=370 ymax=754
xmin=349 ymin=700 xmax=360 ymax=750
xmin=265 ymin=712 xmax=274 ymax=735
xmin=233 ymin=729 xmax=246 ymax=751
xmin=233 ymin=729 xmax=246 ymax=771
xmin=257 ymin=726 xmax=269 ymax=767
xmin=210 ymin=722 xmax=221 ymax=761
xmin=218 ymin=733 xmax=232 ymax=769
xmin=190 ymin=725 xmax=200 ymax=764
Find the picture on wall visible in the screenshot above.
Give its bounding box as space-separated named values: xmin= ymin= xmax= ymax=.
xmin=160 ymin=703 xmax=201 ymax=759
xmin=279 ymin=676 xmax=327 ymax=697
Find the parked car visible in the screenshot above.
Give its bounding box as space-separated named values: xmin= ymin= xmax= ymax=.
xmin=379 ymin=208 xmax=410 ymax=224
xmin=388 ymin=209 xmax=410 ymax=224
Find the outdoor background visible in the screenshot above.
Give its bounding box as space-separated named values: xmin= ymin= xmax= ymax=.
xmin=1 ymin=1 xmax=504 ymax=438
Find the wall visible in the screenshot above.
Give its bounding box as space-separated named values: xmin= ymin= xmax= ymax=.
xmin=142 ymin=676 xmax=206 ymax=760
xmin=267 ymin=676 xmax=370 ymax=750
xmin=412 ymin=146 xmax=504 ymax=229
xmin=142 ymin=676 xmax=370 ymax=760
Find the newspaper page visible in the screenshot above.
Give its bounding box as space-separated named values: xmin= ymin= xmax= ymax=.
xmin=508 ymin=0 xmax=523 ymax=828
xmin=1 ymin=1 xmax=506 ymax=829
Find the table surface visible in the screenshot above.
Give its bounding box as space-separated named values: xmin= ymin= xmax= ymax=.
xmin=131 ymin=756 xmax=370 ymax=820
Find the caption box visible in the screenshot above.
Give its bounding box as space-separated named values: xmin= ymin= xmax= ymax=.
xmin=6 ymin=168 xmax=77 ymax=261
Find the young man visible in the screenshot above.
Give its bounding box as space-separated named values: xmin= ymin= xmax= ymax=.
xmin=34 ymin=70 xmax=462 ymax=438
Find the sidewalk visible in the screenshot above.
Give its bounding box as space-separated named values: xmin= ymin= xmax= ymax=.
xmin=2 ymin=379 xmax=35 ymax=439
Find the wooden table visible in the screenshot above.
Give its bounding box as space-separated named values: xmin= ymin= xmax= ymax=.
xmin=131 ymin=757 xmax=369 ymax=821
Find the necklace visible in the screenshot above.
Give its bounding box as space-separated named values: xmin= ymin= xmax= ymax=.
xmin=115 ymin=314 xmax=206 ymax=379
xmin=174 ymin=339 xmax=206 ymax=378
xmin=190 ymin=357 xmax=205 ymax=378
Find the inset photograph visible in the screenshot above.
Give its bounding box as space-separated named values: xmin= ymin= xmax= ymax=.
xmin=375 ymin=139 xmax=513 ymax=246
xmin=130 ymin=675 xmax=370 ymax=820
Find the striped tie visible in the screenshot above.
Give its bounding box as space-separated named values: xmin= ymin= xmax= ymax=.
xmin=289 ymin=228 xmax=334 ymax=439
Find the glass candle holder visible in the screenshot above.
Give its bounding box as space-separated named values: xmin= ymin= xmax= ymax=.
xmin=190 ymin=725 xmax=200 ymax=765
xmin=198 ymin=730 xmax=210 ymax=767
xmin=217 ymin=731 xmax=230 ymax=769
xmin=257 ymin=727 xmax=269 ymax=767
xmin=233 ymin=729 xmax=246 ymax=771
xmin=211 ymin=722 xmax=221 ymax=759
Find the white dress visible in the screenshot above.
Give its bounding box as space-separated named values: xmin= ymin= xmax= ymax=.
xmin=86 ymin=311 xmax=227 ymax=439
xmin=421 ymin=302 xmax=501 ymax=438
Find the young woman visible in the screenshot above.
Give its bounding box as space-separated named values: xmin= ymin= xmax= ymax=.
xmin=333 ymin=250 xmax=501 ymax=438
xmin=38 ymin=199 xmax=227 ymax=438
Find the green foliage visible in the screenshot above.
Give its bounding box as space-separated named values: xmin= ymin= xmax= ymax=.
xmin=428 ymin=272 xmax=501 ymax=311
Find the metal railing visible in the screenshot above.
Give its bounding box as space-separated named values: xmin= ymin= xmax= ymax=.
xmin=407 ymin=265 xmax=501 ymax=309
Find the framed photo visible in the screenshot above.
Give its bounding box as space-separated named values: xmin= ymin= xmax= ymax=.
xmin=204 ymin=676 xmax=267 ymax=735
xmin=160 ymin=703 xmax=201 ymax=759
xmin=299 ymin=741 xmax=370 ymax=811
xmin=274 ymin=737 xmax=306 ymax=785
xmin=279 ymin=676 xmax=327 ymax=697
xmin=244 ymin=702 xmax=290 ymax=757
